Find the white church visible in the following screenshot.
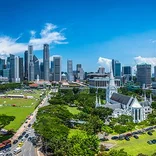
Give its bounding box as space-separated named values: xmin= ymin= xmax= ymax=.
xmin=95 ymin=66 xmax=152 ymax=123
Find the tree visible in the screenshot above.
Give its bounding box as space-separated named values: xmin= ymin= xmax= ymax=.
xmin=117 ymin=115 xmax=133 ymax=125
xmin=73 ymin=87 xmax=80 ymax=94
xmin=66 ymin=134 xmax=99 ymax=156
xmin=0 ymin=114 xmax=15 ymax=130
xmin=151 ymin=102 xmax=156 ymax=109
xmin=92 ymin=107 xmax=113 ymax=120
xmin=114 ymin=125 xmax=127 ymax=135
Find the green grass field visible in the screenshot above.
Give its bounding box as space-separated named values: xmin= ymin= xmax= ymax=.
xmin=109 ymin=131 xmax=156 ymax=155
xmin=68 ymin=129 xmax=86 ymax=138
xmin=0 ymin=89 xmax=43 ymax=131
xmin=66 ymin=106 xmax=81 ymax=115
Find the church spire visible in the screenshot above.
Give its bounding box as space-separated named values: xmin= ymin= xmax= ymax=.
xmin=144 ymin=91 xmax=147 ymax=102
xmin=109 ymin=64 xmax=115 ymax=87
xmin=150 ymin=93 xmax=152 ymax=104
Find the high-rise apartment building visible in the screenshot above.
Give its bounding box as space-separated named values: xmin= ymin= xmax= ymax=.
xmin=53 ymin=56 xmax=61 ymax=81
xmin=43 ymin=44 xmax=49 ymax=81
xmin=33 ymin=55 xmax=40 ymax=80
xmin=24 ymin=50 xmax=29 ymax=80
xmin=19 ymin=57 xmax=23 ymax=82
xmin=112 ymin=59 xmax=121 ymax=78
xmin=67 ymin=60 xmax=74 ymax=82
xmin=28 ymin=45 xmax=34 ymax=81
xmin=137 ymin=64 xmax=151 ymax=87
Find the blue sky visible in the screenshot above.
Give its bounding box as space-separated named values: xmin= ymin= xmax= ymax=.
xmin=0 ymin=0 xmax=156 ymax=72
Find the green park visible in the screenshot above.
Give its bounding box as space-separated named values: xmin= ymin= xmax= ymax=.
xmin=0 ymin=89 xmax=43 ymax=131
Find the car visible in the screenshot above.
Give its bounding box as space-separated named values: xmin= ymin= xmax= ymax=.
xmin=133 ymin=135 xmax=139 ymax=139
xmin=6 ymin=153 xmax=12 ymax=156
xmin=28 ymin=124 xmax=31 ymax=127
xmin=28 ymin=137 xmax=32 ymax=141
xmin=126 ymin=133 xmax=132 ymax=137
xmin=25 ymin=134 xmax=29 ymax=138
xmin=13 ymin=139 xmax=18 ymax=144
xmin=105 ymin=148 xmax=110 ymax=151
xmin=125 ymin=137 xmax=130 ymax=141
xmin=118 ymin=135 xmax=124 ymax=140
xmin=18 ymin=142 xmax=24 ymax=147
xmin=111 ymin=136 xmax=118 ymax=140
xmin=147 ymin=140 xmax=153 ymax=145
xmin=0 ymin=153 xmax=4 ymax=156
xmin=18 ymin=135 xmax=22 ymax=140
xmin=22 ymin=131 xmax=26 ymax=136
xmin=147 ymin=131 xmax=153 ymax=135
xmin=5 ymin=148 xmax=11 ymax=152
xmin=151 ymin=139 xmax=156 ymax=144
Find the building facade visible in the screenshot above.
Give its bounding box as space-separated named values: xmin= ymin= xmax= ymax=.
xmin=112 ymin=59 xmax=121 ymax=78
xmin=43 ymin=44 xmax=49 ymax=81
xmin=33 ymin=55 xmax=40 ymax=80
xmin=154 ymin=66 xmax=156 ymax=81
xmin=15 ymin=56 xmax=20 ymax=83
xmin=24 ymin=50 xmax=29 ymax=80
xmin=67 ymin=60 xmax=74 ymax=82
xmin=19 ymin=57 xmax=23 ymax=82
xmin=28 ymin=45 xmax=34 ymax=81
xmin=137 ymin=64 xmax=151 ymax=87
xmin=53 ymin=56 xmax=61 ymax=82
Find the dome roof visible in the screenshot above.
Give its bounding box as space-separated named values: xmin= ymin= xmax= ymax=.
xmin=61 ymin=73 xmax=66 ymax=77
xmin=132 ymin=97 xmax=142 ymax=108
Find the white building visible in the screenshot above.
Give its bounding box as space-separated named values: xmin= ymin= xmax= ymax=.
xmin=15 ymin=56 xmax=20 ymax=83
xmin=95 ymin=64 xmax=152 ymax=123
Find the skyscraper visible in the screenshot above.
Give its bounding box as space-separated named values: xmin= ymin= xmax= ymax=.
xmin=53 ymin=56 xmax=61 ymax=82
xmin=0 ymin=59 xmax=5 ymax=70
xmin=24 ymin=50 xmax=28 ymax=80
xmin=137 ymin=64 xmax=151 ymax=87
xmin=43 ymin=44 xmax=49 ymax=81
xmin=154 ymin=66 xmax=156 ymax=81
xmin=40 ymin=62 xmax=44 ymax=80
xmin=10 ymin=54 xmax=15 ymax=82
xmin=122 ymin=66 xmax=132 ymax=83
xmin=15 ymin=56 xmax=20 ymax=83
xmin=112 ymin=59 xmax=121 ymax=78
xmin=76 ymin=64 xmax=84 ymax=81
xmin=67 ymin=60 xmax=74 ymax=82
xmin=28 ymin=45 xmax=34 ymax=81
xmin=51 ymin=61 xmax=54 ymax=73
xmin=33 ymin=55 xmax=40 ymax=80
xmin=19 ymin=57 xmax=23 ymax=82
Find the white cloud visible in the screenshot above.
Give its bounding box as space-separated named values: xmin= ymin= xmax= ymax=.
xmin=0 ymin=36 xmax=27 ymax=57
xmin=97 ymin=57 xmax=112 ymax=72
xmin=29 ymin=23 xmax=67 ymax=50
xmin=0 ymin=23 xmax=67 ymax=57
xmin=134 ymin=56 xmax=156 ymax=66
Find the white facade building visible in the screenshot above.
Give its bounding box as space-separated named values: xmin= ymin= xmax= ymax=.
xmin=15 ymin=56 xmax=20 ymax=83
xmin=95 ymin=63 xmax=152 ymax=123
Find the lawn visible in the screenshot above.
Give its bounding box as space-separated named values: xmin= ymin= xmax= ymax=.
xmin=66 ymin=106 xmax=81 ymax=115
xmin=109 ymin=131 xmax=156 ymax=155
xmin=68 ymin=129 xmax=86 ymax=138
xmin=0 ymin=89 xmax=43 ymax=131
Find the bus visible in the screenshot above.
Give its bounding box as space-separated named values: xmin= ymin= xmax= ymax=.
xmin=14 ymin=147 xmax=21 ymax=155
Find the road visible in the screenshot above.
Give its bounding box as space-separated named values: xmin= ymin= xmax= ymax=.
xmin=6 ymin=92 xmax=51 ymax=156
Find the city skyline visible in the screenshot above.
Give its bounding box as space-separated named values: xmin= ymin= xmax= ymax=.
xmin=0 ymin=0 xmax=156 ymax=72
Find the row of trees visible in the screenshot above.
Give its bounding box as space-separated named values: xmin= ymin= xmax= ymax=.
xmin=0 ymin=83 xmax=21 ymax=92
